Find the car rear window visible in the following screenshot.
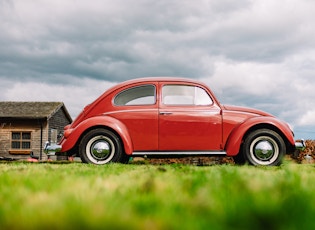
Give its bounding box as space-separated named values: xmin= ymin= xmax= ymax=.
xmin=114 ymin=85 xmax=156 ymax=106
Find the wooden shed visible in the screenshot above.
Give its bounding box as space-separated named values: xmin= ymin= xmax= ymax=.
xmin=0 ymin=102 xmax=72 ymax=160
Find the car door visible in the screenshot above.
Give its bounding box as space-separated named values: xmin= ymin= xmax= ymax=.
xmin=158 ymin=83 xmax=222 ymax=151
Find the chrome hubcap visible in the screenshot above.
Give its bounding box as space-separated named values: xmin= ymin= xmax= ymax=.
xmin=91 ymin=141 xmax=110 ymax=160
xmin=250 ymin=136 xmax=279 ymax=165
xmin=86 ymin=135 xmax=115 ymax=164
xmin=254 ymin=141 xmax=274 ymax=160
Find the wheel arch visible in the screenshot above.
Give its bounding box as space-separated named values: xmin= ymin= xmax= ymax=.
xmin=77 ymin=125 xmax=128 ymax=153
xmin=243 ymin=123 xmax=294 ymax=153
xmin=225 ymin=117 xmax=295 ymax=156
xmin=61 ymin=116 xmax=134 ymax=156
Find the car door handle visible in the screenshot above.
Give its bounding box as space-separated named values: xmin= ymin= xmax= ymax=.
xmin=159 ymin=112 xmax=172 ymax=115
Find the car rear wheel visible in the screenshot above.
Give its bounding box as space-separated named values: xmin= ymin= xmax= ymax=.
xmin=79 ymin=129 xmax=126 ymax=165
xmin=243 ymin=129 xmax=285 ymax=166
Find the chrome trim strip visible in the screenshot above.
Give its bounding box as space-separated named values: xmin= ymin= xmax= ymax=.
xmin=103 ymin=108 xmax=218 ymax=116
xmin=132 ymin=151 xmax=226 ymax=155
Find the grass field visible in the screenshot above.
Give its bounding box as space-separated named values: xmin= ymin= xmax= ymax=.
xmin=1 ymin=160 xmax=315 ymax=229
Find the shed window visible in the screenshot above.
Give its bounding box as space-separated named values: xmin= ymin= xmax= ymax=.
xmin=11 ymin=132 xmax=31 ymax=150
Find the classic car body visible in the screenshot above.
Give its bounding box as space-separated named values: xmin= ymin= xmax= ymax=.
xmin=45 ymin=77 xmax=304 ymax=166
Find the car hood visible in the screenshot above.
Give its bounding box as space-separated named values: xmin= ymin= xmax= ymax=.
xmin=222 ymin=105 xmax=274 ymax=117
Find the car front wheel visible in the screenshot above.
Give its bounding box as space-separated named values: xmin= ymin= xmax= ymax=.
xmin=243 ymin=129 xmax=285 ymax=166
xmin=79 ymin=129 xmax=126 ymax=165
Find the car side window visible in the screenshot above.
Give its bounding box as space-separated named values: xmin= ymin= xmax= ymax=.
xmin=162 ymin=85 xmax=212 ymax=106
xmin=114 ymin=85 xmax=156 ymax=106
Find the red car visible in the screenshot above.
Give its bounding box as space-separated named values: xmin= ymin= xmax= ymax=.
xmin=45 ymin=77 xmax=304 ymax=166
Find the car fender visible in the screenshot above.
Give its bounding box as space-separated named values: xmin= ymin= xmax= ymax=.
xmin=225 ymin=116 xmax=295 ymax=156
xmin=60 ymin=116 xmax=133 ymax=155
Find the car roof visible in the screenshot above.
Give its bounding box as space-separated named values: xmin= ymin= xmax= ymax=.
xmin=115 ymin=76 xmax=204 ymax=87
xmin=101 ymin=77 xmax=208 ymax=99
xmin=89 ymin=77 xmax=205 ymax=108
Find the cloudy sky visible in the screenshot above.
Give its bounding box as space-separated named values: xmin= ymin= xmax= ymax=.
xmin=1 ymin=0 xmax=315 ymax=139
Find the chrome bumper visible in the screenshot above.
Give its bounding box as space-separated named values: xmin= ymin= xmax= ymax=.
xmin=44 ymin=141 xmax=62 ymax=155
xmin=295 ymin=139 xmax=306 ymax=151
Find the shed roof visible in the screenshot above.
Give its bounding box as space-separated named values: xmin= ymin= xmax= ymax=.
xmin=0 ymin=101 xmax=72 ymax=121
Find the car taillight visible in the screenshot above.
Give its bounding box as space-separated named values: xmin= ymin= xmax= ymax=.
xmin=63 ymin=125 xmax=73 ymax=138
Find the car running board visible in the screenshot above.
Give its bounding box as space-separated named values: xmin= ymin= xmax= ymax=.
xmin=132 ymin=151 xmax=227 ymax=157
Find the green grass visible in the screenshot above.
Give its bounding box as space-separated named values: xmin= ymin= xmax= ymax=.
xmin=1 ymin=161 xmax=315 ymax=229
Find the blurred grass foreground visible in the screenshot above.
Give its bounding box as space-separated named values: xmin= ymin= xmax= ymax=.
xmin=1 ymin=161 xmax=315 ymax=229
